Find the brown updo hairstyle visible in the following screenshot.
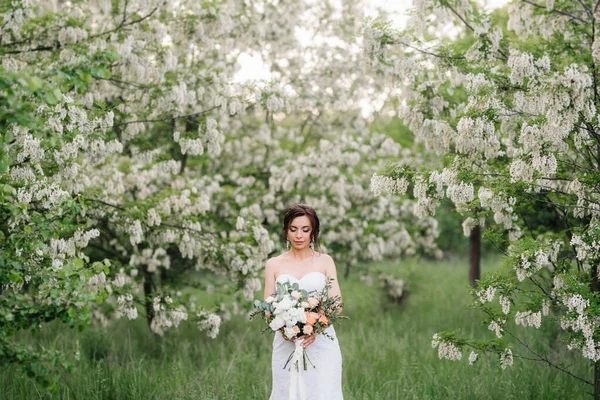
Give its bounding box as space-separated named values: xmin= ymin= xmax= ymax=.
xmin=282 ymin=204 xmax=320 ymax=250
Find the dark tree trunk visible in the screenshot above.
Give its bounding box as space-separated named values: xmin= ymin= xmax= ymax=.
xmin=592 ymin=265 xmax=600 ymax=398
xmin=469 ymin=225 xmax=481 ymax=288
xmin=143 ymin=267 xmax=155 ymax=329
xmin=595 ymin=361 xmax=600 ymax=400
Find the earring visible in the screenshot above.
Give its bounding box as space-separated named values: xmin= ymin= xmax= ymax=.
xmin=286 ymin=239 xmax=290 ymax=250
xmin=310 ymin=238 xmax=314 ymax=250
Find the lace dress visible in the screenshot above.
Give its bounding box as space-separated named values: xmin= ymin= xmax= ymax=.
xmin=269 ymin=272 xmax=343 ymax=400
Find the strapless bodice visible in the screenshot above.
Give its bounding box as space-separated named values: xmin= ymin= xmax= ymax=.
xmin=275 ymin=271 xmax=327 ymax=293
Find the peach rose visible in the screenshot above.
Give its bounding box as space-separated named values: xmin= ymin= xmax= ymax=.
xmin=319 ymin=315 xmax=328 ymax=325
xmin=305 ymin=312 xmax=316 ymax=325
xmin=310 ymin=312 xmax=320 ymax=320
xmin=292 ymin=326 xmax=300 ymax=334
xmin=307 ymin=297 xmax=319 ymax=307
xmin=303 ymin=325 xmax=314 ymax=335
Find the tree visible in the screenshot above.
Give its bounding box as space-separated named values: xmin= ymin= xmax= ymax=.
xmin=364 ymin=0 xmax=600 ymax=395
xmin=1 ymin=0 xmax=440 ymax=390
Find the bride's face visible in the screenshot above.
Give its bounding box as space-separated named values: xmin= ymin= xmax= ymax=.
xmin=287 ymin=215 xmax=312 ymax=250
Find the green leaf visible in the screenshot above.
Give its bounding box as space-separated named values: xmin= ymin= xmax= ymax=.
xmin=72 ymin=258 xmax=84 ymax=270
xmin=91 ymin=67 xmax=111 ymax=79
xmin=44 ymin=92 xmax=58 ymax=105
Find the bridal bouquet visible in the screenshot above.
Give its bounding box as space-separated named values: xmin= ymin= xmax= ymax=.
xmin=251 ymin=276 xmax=345 ymax=371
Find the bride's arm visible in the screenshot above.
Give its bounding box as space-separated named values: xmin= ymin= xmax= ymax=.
xmin=325 ymin=255 xmax=343 ymax=314
xmin=263 ymin=258 xmax=276 ymax=301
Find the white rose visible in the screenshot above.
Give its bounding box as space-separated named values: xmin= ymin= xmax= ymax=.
xmin=274 ymin=297 xmax=294 ymax=314
xmin=284 ymin=326 xmax=297 ymax=339
xmin=269 ymin=315 xmax=285 ymax=331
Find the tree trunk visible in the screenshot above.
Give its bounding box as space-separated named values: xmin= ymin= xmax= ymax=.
xmin=592 ymin=266 xmax=600 ymax=398
xmin=595 ymin=361 xmax=600 ymax=400
xmin=469 ymin=225 xmax=481 ymax=288
xmin=143 ymin=267 xmax=155 ymax=330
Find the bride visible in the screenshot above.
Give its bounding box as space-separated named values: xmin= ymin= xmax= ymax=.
xmin=264 ymin=204 xmax=344 ymax=400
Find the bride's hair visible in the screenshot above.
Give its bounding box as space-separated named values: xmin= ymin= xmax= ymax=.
xmin=282 ymin=204 xmax=320 ymax=250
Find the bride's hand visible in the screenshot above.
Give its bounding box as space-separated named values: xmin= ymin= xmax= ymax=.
xmin=281 ymin=332 xmax=295 ymax=342
xmin=299 ymin=334 xmax=316 ymax=348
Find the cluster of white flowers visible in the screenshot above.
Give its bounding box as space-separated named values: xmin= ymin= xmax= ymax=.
xmin=116 ymin=294 xmax=138 ymax=320
xmin=431 ymin=334 xmax=463 ymax=361
xmin=570 ymin=235 xmax=594 ymax=262
xmin=147 ymin=208 xmax=162 ymax=227
xmin=112 ymin=267 xmax=135 ymax=288
xmin=370 ymin=174 xmax=409 ymax=197
xmin=410 ymin=178 xmax=440 ymax=219
xmin=468 ymin=351 xmax=478 ymax=365
xmin=15 ymin=181 xmax=69 ymax=210
xmin=500 ymin=348 xmax=513 ymax=369
xmin=379 ymin=274 xmax=405 ymax=301
xmin=477 ymin=286 xmax=496 ymax=304
xmin=552 ymin=286 xmax=600 ymax=360
xmin=465 ymin=73 xmax=491 ymax=92
xmin=57 ymin=26 xmax=88 ymax=46
xmin=265 ymin=94 xmax=285 ymax=113
xmin=47 ymin=228 xmax=100 ymax=265
xmin=87 ymin=272 xmax=106 ymax=290
xmin=455 ymin=117 xmax=501 ymax=159
xmin=235 ymin=215 xmax=246 ymax=230
xmin=499 ymin=295 xmax=511 ymax=315
xmin=429 ymin=168 xmax=457 ymax=196
xmin=488 ymin=319 xmax=505 ymax=338
xmin=542 ymin=299 xmax=550 ymax=316
xmin=362 ymin=24 xmax=385 ymax=60
xmin=15 ymin=133 xmax=44 ymax=164
xmin=197 ymin=310 xmax=222 ymax=339
xmin=242 ymin=277 xmax=261 ymax=301
xmin=461 ymin=217 xmax=477 ymax=237
xmin=514 ymin=252 xmax=544 ymax=282
xmin=509 ymin=159 xmax=533 ymax=183
xmin=150 ymin=296 xmax=188 ymax=336
xmin=446 ymin=182 xmax=474 ymax=205
xmin=252 ymin=225 xmax=274 ymax=255
xmin=507 ymin=51 xmax=535 ymax=85
xmin=127 ymin=220 xmax=143 ymax=246
xmin=174 ymin=130 xmax=205 ymax=156
xmin=129 ymin=248 xmax=170 ymax=273
xmin=515 ymin=311 xmax=542 ymax=329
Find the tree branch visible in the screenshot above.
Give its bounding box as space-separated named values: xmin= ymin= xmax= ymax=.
xmin=576 ymin=0 xmax=594 ymax=19
xmin=521 ymin=0 xmax=589 ymax=24
xmin=3 ymin=3 xmax=163 ymax=54
xmin=503 ymin=327 xmax=593 ymax=386
xmin=396 ymin=40 xmax=466 ymax=60
xmin=115 ymin=106 xmax=219 ymax=127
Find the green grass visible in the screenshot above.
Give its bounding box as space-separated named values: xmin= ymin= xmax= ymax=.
xmin=1 ymin=256 xmax=592 ymax=399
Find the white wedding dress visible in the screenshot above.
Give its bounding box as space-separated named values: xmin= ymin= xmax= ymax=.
xmin=269 ymin=271 xmax=343 ymax=400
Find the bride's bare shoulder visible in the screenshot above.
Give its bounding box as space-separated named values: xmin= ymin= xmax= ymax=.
xmin=266 ymin=254 xmax=286 ymax=268
xmin=314 ymin=252 xmax=334 ymax=263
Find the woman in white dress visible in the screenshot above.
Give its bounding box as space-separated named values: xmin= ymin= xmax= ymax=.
xmin=264 ymin=204 xmax=344 ymax=400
